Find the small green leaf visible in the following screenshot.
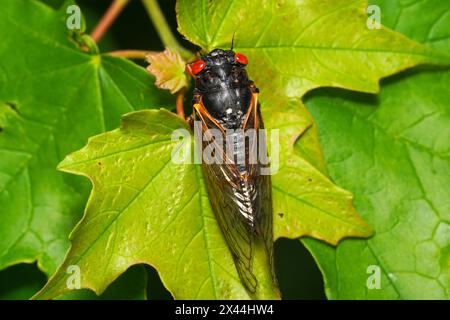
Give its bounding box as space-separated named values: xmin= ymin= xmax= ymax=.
xmin=303 ymin=0 xmax=450 ymax=299
xmin=146 ymin=49 xmax=189 ymax=94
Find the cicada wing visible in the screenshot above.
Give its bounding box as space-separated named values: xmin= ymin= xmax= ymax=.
xmin=254 ymin=168 xmax=278 ymax=287
xmin=201 ymin=162 xmax=258 ymax=293
xmin=244 ymin=95 xmax=278 ymax=288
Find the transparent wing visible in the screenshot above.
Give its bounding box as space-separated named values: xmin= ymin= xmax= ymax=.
xmin=201 ymin=162 xmax=258 ymax=292
xmin=244 ymin=101 xmax=277 ymax=288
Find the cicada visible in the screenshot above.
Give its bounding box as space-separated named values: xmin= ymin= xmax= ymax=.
xmin=186 ymin=49 xmax=278 ymax=294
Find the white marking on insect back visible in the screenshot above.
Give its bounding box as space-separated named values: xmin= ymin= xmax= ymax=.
xmin=233 ymin=180 xmax=256 ymax=226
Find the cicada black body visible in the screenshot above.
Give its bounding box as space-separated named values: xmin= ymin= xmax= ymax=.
xmin=187 ymin=49 xmax=278 ymax=294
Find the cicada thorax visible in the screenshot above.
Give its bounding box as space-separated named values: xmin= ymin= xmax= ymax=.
xmin=189 ymin=49 xmax=277 ymax=294
xmin=191 ymin=50 xmax=260 ymax=171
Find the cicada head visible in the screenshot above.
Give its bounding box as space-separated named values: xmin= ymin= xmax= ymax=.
xmin=186 ymin=49 xmax=250 ymax=92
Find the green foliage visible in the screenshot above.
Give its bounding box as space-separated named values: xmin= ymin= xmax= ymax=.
xmin=0 ymin=0 xmax=172 ymax=276
xmin=35 ymin=110 xmax=281 ymax=299
xmin=303 ymin=0 xmax=450 ymax=299
xmin=176 ymin=0 xmax=448 ymax=96
xmin=0 ymin=0 xmax=448 ymax=300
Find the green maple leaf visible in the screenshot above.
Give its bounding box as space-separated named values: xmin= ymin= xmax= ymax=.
xmin=176 ymin=0 xmax=449 ymax=96
xmin=35 ymin=109 xmax=283 ymax=299
xmin=32 ymin=0 xmax=449 ymax=299
xmin=0 ymin=0 xmax=172 ymax=298
xmin=303 ymin=0 xmax=450 ymax=299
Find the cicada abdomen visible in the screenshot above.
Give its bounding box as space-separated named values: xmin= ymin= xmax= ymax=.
xmin=187 ymin=49 xmax=278 ymax=295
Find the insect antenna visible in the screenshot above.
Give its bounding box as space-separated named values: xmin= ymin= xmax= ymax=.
xmin=231 ymin=32 xmax=236 ymax=50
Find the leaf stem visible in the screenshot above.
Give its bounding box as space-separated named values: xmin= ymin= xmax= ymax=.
xmin=141 ymin=0 xmax=192 ymax=60
xmin=91 ymin=0 xmax=131 ymax=43
xmin=108 ymin=50 xmax=152 ymax=59
xmin=176 ymin=88 xmax=186 ymax=120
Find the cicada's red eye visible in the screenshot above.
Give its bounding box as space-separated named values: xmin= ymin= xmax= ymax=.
xmin=235 ymin=52 xmax=248 ymax=65
xmin=186 ymin=59 xmax=206 ymax=76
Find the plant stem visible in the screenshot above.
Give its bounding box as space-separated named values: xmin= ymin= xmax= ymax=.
xmin=176 ymin=88 xmax=186 ymax=120
xmin=141 ymin=0 xmax=192 ymax=60
xmin=91 ymin=0 xmax=131 ymax=43
xmin=108 ymin=50 xmax=152 ymax=59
